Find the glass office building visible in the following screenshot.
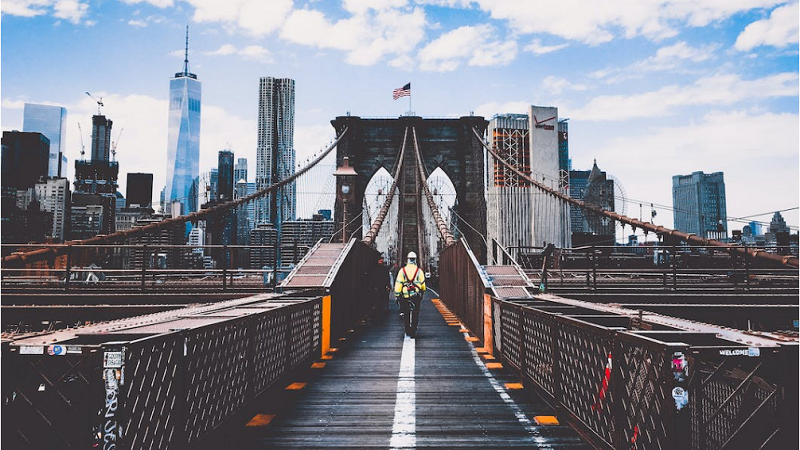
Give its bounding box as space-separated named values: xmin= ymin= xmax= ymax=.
xmin=23 ymin=103 xmax=67 ymax=177
xmin=165 ymin=28 xmax=201 ymax=217
xmin=255 ymin=77 xmax=295 ymax=228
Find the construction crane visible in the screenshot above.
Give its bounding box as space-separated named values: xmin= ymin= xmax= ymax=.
xmin=77 ymin=123 xmax=86 ymax=160
xmin=85 ymin=91 xmax=104 ymax=115
xmin=111 ymin=127 xmax=124 ymax=161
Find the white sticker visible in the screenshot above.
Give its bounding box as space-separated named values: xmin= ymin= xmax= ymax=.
xmin=19 ymin=346 xmax=44 ymax=355
xmin=47 ymin=345 xmax=67 ymax=356
xmin=103 ymin=351 xmax=123 ymax=368
xmin=719 ymin=348 xmax=761 ymax=357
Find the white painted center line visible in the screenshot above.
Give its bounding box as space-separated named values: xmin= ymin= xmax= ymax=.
xmin=390 ymin=334 xmax=416 ymax=449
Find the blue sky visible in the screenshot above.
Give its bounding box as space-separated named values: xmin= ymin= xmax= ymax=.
xmin=2 ymin=0 xmax=798 ymax=231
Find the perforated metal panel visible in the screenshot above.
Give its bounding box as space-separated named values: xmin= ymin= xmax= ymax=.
xmin=556 ymin=317 xmax=616 ymax=447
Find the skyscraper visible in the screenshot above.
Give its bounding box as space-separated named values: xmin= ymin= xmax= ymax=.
xmin=23 ymin=103 xmax=67 ymax=177
xmin=126 ymin=173 xmax=154 ymax=208
xmin=1 ymin=131 xmax=50 ymax=189
xmin=234 ymin=157 xmax=248 ymax=184
xmin=256 ymin=77 xmax=295 ymax=231
xmin=569 ymin=161 xmax=615 ymax=246
xmin=35 ymin=177 xmax=70 ymax=241
xmin=165 ymin=26 xmax=201 ymax=217
xmin=217 ymin=150 xmax=234 ymax=201
xmin=672 ymin=171 xmax=727 ymax=239
xmin=529 ymin=105 xmax=568 ymax=248
xmin=70 ymin=113 xmax=119 ymax=239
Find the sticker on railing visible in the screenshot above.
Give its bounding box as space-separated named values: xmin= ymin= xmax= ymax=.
xmin=672 ymin=386 xmax=689 ymax=410
xmin=630 ymin=424 xmax=639 ymax=449
xmin=718 ymin=348 xmax=760 ymax=357
xmin=19 ymin=345 xmax=44 ymax=355
xmin=671 ymin=351 xmax=688 ymax=383
xmin=104 ymin=351 xmax=124 ymax=368
xmin=47 ymin=345 xmax=67 ymax=356
xmin=591 ymin=352 xmax=612 ymax=411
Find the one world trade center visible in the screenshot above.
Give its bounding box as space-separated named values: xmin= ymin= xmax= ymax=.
xmin=165 ymin=26 xmax=201 ymax=221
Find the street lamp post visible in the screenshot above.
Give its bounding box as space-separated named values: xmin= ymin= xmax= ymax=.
xmin=334 ymin=156 xmax=358 ymax=243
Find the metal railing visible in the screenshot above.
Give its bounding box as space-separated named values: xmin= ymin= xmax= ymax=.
xmin=2 ymin=295 xmax=324 ymax=449
xmin=509 ymin=245 xmax=798 ymax=293
xmin=492 ymin=297 xmax=797 ymax=450
xmin=438 ymin=239 xmax=490 ymax=341
xmin=1 ymin=243 xmax=315 ymax=293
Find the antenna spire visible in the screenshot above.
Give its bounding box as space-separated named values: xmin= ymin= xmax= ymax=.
xmin=183 ymin=25 xmax=190 ymax=75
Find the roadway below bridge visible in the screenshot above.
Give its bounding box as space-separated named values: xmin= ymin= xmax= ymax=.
xmin=224 ymin=292 xmax=589 ymax=449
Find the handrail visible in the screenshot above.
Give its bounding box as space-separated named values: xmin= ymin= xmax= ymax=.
xmin=362 ymin=127 xmax=407 ymax=246
xmin=411 ymin=127 xmax=456 ymax=247
xmin=3 ymin=127 xmax=349 ymax=265
xmin=472 ymin=127 xmax=798 ymax=269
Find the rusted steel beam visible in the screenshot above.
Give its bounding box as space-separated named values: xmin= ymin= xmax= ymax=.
xmin=3 ymin=128 xmax=349 ymax=266
xmin=363 ymin=127 xmax=407 ymax=246
xmin=411 ymin=127 xmax=456 ymax=247
xmin=472 ymin=128 xmax=798 ymax=269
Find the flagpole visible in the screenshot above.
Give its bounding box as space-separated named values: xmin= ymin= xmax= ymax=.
xmin=408 ymin=84 xmax=412 ymax=115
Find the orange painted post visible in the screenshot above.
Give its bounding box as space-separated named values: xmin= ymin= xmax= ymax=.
xmin=483 ymin=293 xmax=493 ymax=357
xmin=321 ymin=295 xmax=331 ymax=357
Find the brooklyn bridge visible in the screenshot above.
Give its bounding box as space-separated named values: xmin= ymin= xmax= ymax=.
xmin=2 ymin=116 xmax=797 ymax=450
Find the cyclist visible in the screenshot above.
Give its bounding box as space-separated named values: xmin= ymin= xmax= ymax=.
xmin=394 ymin=251 xmax=426 ymax=337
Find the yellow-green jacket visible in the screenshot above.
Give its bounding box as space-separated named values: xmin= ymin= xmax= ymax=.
xmin=394 ymin=263 xmax=426 ymax=298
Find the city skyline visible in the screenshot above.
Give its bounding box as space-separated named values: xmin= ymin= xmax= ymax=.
xmin=1 ymin=1 xmax=797 ymax=232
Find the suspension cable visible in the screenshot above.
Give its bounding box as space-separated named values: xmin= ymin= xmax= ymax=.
xmin=472 ymin=127 xmax=798 ymax=269
xmin=3 ymin=127 xmax=350 ymax=265
xmin=363 ymin=127 xmax=408 ymax=246
xmin=411 ymin=127 xmax=455 ymax=247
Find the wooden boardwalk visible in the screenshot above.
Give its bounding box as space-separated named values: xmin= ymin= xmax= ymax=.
xmin=241 ymin=292 xmax=590 ymax=449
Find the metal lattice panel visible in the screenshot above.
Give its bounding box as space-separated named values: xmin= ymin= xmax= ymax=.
xmin=616 ymin=337 xmax=671 ymax=450
xmin=691 ymin=357 xmax=781 ymax=450
xmin=500 ymin=303 xmax=522 ymax=371
xmin=288 ymin=302 xmax=319 ymax=368
xmin=521 ymin=308 xmax=556 ymax=396
xmin=251 ymin=310 xmax=289 ymax=394
xmin=124 ymin=335 xmax=184 ymax=450
xmin=183 ymin=323 xmax=251 ymax=443
xmin=2 ymin=352 xmax=97 ymax=449
xmin=557 ymin=319 xmax=615 ymax=447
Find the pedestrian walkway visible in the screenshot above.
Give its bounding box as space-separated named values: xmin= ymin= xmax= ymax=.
xmin=243 ymin=291 xmax=591 ymax=449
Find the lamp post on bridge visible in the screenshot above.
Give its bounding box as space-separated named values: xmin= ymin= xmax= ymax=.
xmin=334 ymin=156 xmax=358 ymax=243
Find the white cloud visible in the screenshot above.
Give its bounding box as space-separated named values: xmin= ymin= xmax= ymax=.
xmin=127 ymin=14 xmax=168 ymax=27
xmin=542 ymin=76 xmax=588 ymax=94
xmin=238 ymin=45 xmax=272 ymax=62
xmin=205 ymin=44 xmax=272 ymax=61
xmin=119 ymin=0 xmax=174 ymax=7
xmin=2 ymin=99 xmax=27 ymax=109
xmin=587 ymin=109 xmax=799 ymax=228
xmin=2 ymin=0 xmax=51 ymax=17
xmin=470 ymin=0 xmax=784 ymax=44
xmin=418 ymin=24 xmax=516 ymax=71
xmin=524 ymin=39 xmax=568 ymax=55
xmin=343 ymin=0 xmax=407 ymax=14
xmin=281 ymin=7 xmax=426 ymax=66
xmin=592 ymin=41 xmax=718 ymax=82
xmin=53 ymin=0 xmax=87 ymax=23
xmin=569 ymin=72 xmax=799 ymax=121
xmin=473 ymin=100 xmax=530 ymax=118
xmin=206 ymin=44 xmax=237 ymax=55
xmin=735 ymin=2 xmax=799 ymax=51
xmin=188 ymin=0 xmax=294 ymax=37
xmin=3 ymin=0 xmax=88 ymax=23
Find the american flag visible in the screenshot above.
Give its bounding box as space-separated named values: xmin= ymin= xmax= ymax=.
xmin=393 ymin=82 xmax=411 ymax=100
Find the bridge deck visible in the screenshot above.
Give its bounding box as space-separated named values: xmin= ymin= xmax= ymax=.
xmin=243 ymin=291 xmax=590 ymax=449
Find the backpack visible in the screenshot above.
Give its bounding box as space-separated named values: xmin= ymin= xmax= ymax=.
xmin=402 ymin=266 xmax=420 ymax=295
